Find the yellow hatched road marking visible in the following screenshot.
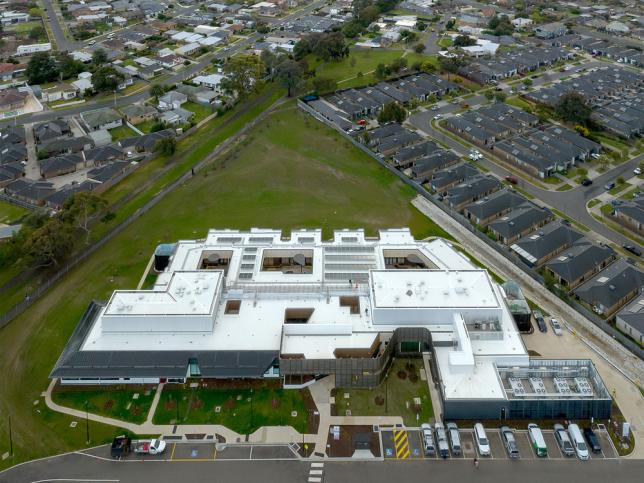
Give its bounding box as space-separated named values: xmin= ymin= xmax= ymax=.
xmin=394 ymin=430 xmax=410 ymax=459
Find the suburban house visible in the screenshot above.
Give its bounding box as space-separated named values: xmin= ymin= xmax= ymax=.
xmin=39 ymin=154 xmax=84 ymax=179
xmin=510 ymin=221 xmax=585 ymax=267
xmin=3 ymin=178 xmax=55 ymax=206
xmin=34 ymin=120 xmax=71 ymax=143
xmin=120 ymin=104 xmax=159 ymax=124
xmin=158 ymin=91 xmax=188 ymax=111
xmin=0 ymin=63 xmax=27 ymax=82
xmin=463 ymin=190 xmax=526 ymax=227
xmin=573 ymin=260 xmax=642 ymax=317
xmin=192 ymin=74 xmax=225 ymax=95
xmin=534 ymin=22 xmax=567 ymax=39
xmin=71 ymin=72 xmax=93 ymax=95
xmin=0 ymin=89 xmax=28 ymax=114
xmin=613 ymin=199 xmax=644 ymax=235
xmin=81 ymin=108 xmax=123 ymax=131
xmin=430 ymin=164 xmax=479 ymax=193
xmin=487 ymin=204 xmax=554 ymax=245
xmin=160 ymin=107 xmax=194 ymax=126
xmin=442 ymin=174 xmax=501 ymax=212
xmin=41 ymin=85 xmax=79 ymax=103
xmin=545 ymin=240 xmax=616 ymax=290
xmin=615 ymin=294 xmax=644 ymax=345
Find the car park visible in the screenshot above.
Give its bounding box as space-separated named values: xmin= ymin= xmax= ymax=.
xmin=568 ymin=423 xmax=589 ymax=460
xmin=434 ymin=423 xmax=450 ymax=458
xmin=550 ymin=318 xmax=563 ymax=336
xmin=446 ymin=422 xmax=461 ymax=456
xmin=421 ymin=423 xmax=436 ymax=457
xmin=528 ymin=424 xmax=548 ymax=457
xmin=581 ymin=178 xmax=592 ymax=186
xmin=554 ymin=424 xmax=575 ymax=457
xmin=622 ymin=244 xmax=641 ymax=257
xmin=474 ymin=423 xmax=490 ymax=456
xmin=500 ymin=426 xmax=519 ymax=458
xmin=583 ymin=427 xmax=602 ymax=454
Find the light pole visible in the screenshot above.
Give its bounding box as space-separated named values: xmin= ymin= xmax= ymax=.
xmin=8 ymin=414 xmax=13 ymax=457
xmin=385 ymin=375 xmax=388 ymax=414
xmin=249 ymin=388 xmax=254 ymax=434
xmin=85 ymin=401 xmax=90 ymax=444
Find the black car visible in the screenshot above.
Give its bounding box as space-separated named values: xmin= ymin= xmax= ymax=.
xmin=536 ymin=316 xmax=547 ymax=333
xmin=583 ymin=427 xmax=602 ymax=454
xmin=623 ymin=244 xmax=642 ymax=257
xmin=581 ymin=178 xmax=592 ymax=186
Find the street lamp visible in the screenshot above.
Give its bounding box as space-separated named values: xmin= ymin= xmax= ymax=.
xmin=385 ymin=375 xmax=389 ymax=414
xmin=85 ymin=401 xmax=90 ymax=444
xmin=249 ymin=388 xmax=254 ymax=434
xmin=8 ymin=414 xmax=13 ymax=457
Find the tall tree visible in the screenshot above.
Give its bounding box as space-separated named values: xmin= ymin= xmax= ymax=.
xmin=61 ymin=192 xmax=107 ymax=244
xmin=275 ymin=59 xmax=304 ymax=97
xmin=92 ymin=48 xmax=108 ymax=66
xmin=555 ymin=91 xmax=591 ymax=125
xmin=220 ymin=55 xmax=264 ymax=98
xmin=23 ymin=219 xmax=75 ymax=268
xmin=26 ymin=52 xmax=59 ymax=84
xmin=58 ymin=53 xmax=85 ymax=80
xmin=378 ymin=102 xmax=407 ymax=124
xmin=150 ymin=83 xmax=166 ymax=100
xmin=92 ymin=66 xmax=124 ymax=92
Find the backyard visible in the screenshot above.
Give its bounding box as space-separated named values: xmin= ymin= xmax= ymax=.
xmin=51 ymin=385 xmax=156 ymax=424
xmin=333 ymin=359 xmax=433 ymax=426
xmin=153 ymin=381 xmax=314 ymax=434
xmin=183 ymin=101 xmax=213 ymax=123
xmin=0 ymin=200 xmax=29 ymax=225
xmin=108 ymin=124 xmax=138 ymax=141
xmin=0 ymin=100 xmax=446 ymax=469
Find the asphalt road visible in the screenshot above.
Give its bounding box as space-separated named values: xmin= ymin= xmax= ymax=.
xmin=42 ymin=0 xmax=77 ymax=52
xmin=1 ymin=451 xmax=642 ymax=483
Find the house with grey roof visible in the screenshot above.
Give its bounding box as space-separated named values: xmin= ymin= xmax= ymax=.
xmin=487 ymin=204 xmax=554 ymax=245
xmin=573 ymin=260 xmax=642 ymax=317
xmin=39 ymin=154 xmax=84 ymax=179
xmin=534 ymin=22 xmax=567 ymax=39
xmin=463 ymin=190 xmax=526 ymax=227
xmin=392 ymin=140 xmax=441 ymax=167
xmin=615 ymin=294 xmax=644 ymax=345
xmin=545 ymin=239 xmax=616 ymax=290
xmin=430 ymin=164 xmax=479 ymax=192
xmin=410 ymin=151 xmax=459 ymax=182
xmin=3 ymin=179 xmax=55 ymax=206
xmin=613 ymin=199 xmax=644 ymax=235
xmin=443 ymin=174 xmax=501 ymax=212
xmin=510 ymin=221 xmax=584 ymax=267
xmin=81 ymin=108 xmax=123 ymax=131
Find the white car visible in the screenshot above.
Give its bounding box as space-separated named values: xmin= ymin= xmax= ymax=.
xmin=550 ymin=318 xmax=563 ymax=336
xmin=434 ymin=113 xmax=442 ymax=119
xmin=634 ymin=167 xmax=642 ymax=175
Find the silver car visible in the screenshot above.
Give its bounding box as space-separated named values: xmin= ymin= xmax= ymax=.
xmin=554 ymin=423 xmax=575 ymax=457
xmin=421 ymin=423 xmax=436 ymax=456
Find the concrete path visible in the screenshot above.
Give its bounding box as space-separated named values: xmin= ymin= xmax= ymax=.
xmin=423 ymin=353 xmax=442 ymax=423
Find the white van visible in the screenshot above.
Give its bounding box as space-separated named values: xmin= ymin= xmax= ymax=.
xmin=568 ymin=423 xmax=589 ymax=460
xmin=528 ymin=423 xmax=547 ymax=457
xmin=474 ymin=423 xmax=490 ymax=456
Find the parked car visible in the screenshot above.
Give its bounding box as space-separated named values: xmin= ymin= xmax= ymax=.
xmin=500 ymin=426 xmax=519 ymax=458
xmin=581 ymin=178 xmax=592 ymax=186
xmin=431 ymin=105 xmax=440 ymax=111
xmin=554 ymin=424 xmax=575 ymax=457
xmin=528 ymin=424 xmax=548 ymax=457
xmin=568 ymin=423 xmax=589 ymax=460
xmin=446 ymin=422 xmax=461 ymax=456
xmin=622 ymin=244 xmax=641 ymax=257
xmin=535 ymin=313 xmax=547 ymax=333
xmin=634 ymin=167 xmax=642 ymax=175
xmin=604 ymin=181 xmax=615 ymax=190
xmin=421 ymin=423 xmax=436 ymax=456
xmin=505 ymin=175 xmax=518 ymax=184
xmin=434 ymin=422 xmax=450 ymax=458
xmin=583 ymin=427 xmax=602 ymax=454
xmin=434 ymin=113 xmax=442 ymax=119
xmin=474 ymin=423 xmax=490 ymax=456
xmin=132 ymin=439 xmax=166 ymax=455
xmin=110 ymin=436 xmax=131 ymax=459
xmin=550 ymin=318 xmax=563 ymax=336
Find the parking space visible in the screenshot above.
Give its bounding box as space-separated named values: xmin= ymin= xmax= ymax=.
xmin=250 ymin=445 xmax=296 ymax=460
xmin=515 ymin=432 xmax=535 ymax=459
xmin=542 ymin=431 xmax=563 ymax=459
xmin=214 ymin=445 xmax=252 ymax=460
xmin=382 ymin=430 xmax=396 ymax=459
xmin=170 ymin=442 xmax=217 ymax=461
xmin=487 ymin=430 xmax=506 ymax=459
xmin=597 ymin=431 xmax=617 ymax=459
xmin=459 ymin=432 xmax=477 ymax=458
xmin=406 ymin=430 xmax=424 ymax=459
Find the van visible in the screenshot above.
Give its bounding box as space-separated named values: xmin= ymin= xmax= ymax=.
xmin=473 ymin=423 xmax=490 ymax=456
xmin=528 ymin=423 xmax=548 ymax=457
xmin=554 ymin=423 xmax=575 ymax=456
xmin=434 ymin=422 xmax=450 ymax=458
xmin=568 ymin=423 xmax=589 ymax=460
xmin=446 ymin=422 xmax=461 ymax=456
xmin=500 ymin=426 xmax=519 ymax=458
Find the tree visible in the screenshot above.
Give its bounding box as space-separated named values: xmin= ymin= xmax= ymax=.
xmin=275 ymin=59 xmax=304 ymax=97
xmin=487 ymin=15 xmax=514 ymax=36
xmin=23 ymin=219 xmax=75 ymax=268
xmin=92 ymin=66 xmax=124 ymax=93
xmin=61 ymin=192 xmax=107 ymax=244
xmin=416 ymin=20 xmax=427 ymax=31
xmin=439 ymin=55 xmax=467 ymax=79
xmin=29 ymin=25 xmax=45 ymax=41
xmin=260 ymin=49 xmax=278 ymax=78
xmin=445 ymin=18 xmax=456 ymax=30
xmin=494 ymin=92 xmax=507 ymax=103
xmin=400 ymin=30 xmax=419 ymax=45
xmin=150 ymin=83 xmax=166 ymax=100
xmin=522 ymin=78 xmax=533 ymax=87
xmin=156 ymin=136 xmax=177 ymax=156
xmin=421 ymin=61 xmax=436 ymax=73
xmin=414 ymin=43 xmax=425 ymax=54
xmin=314 ymin=31 xmax=348 ymax=61
xmin=58 ymin=53 xmax=84 ymax=80
xmin=92 ymin=48 xmax=108 ymax=66
xmin=453 ymin=35 xmax=476 ymax=47
xmin=375 ymin=62 xmax=389 ymax=80
xmin=26 ymin=52 xmax=59 ymax=84
xmin=390 ymin=57 xmax=408 ymax=73
xmin=220 ymin=54 xmax=263 ymax=98
xmin=378 ymin=102 xmax=407 ymax=123
xmin=555 ymin=91 xmax=591 ymax=125
xmin=312 ymin=76 xmax=337 ymax=94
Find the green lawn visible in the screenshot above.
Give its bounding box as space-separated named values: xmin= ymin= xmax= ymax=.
xmin=133 ymin=119 xmax=156 ymax=134
xmin=600 ymin=203 xmax=614 ymax=216
xmin=182 ymin=101 xmax=213 ymax=123
xmin=438 ymin=37 xmax=452 ymax=48
xmin=505 ymin=96 xmax=532 ymax=111
xmin=0 ymin=100 xmax=447 ymax=470
xmin=0 ymin=200 xmax=29 ymax=225
xmin=335 ymin=359 xmax=433 ymax=426
xmin=109 ymin=124 xmax=138 ymax=141
xmin=153 ymin=382 xmax=311 ymax=433
xmin=608 ymin=181 xmax=631 ymax=195
xmin=556 ymin=183 xmax=572 ymax=191
xmin=51 ymin=385 xmax=156 ymax=424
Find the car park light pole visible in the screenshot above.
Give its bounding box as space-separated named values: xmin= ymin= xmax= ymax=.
xmin=8 ymin=414 xmax=13 ymax=457
xmin=85 ymin=401 xmax=90 ymax=444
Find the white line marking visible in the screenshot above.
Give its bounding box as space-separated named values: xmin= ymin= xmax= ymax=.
xmin=309 ymin=469 xmax=323 ymax=475
xmin=31 ymin=480 xmax=119 ymax=483
xmin=311 ymin=462 xmax=324 ymax=468
xmin=308 ymin=478 xmax=322 ymax=483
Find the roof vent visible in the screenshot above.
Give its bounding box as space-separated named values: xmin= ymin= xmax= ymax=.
xmin=609 ymin=285 xmax=616 ymax=291
xmin=406 ymin=289 xmax=413 ymax=297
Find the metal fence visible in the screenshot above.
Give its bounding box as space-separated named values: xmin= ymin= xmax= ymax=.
xmin=298 ymin=100 xmax=644 ymax=361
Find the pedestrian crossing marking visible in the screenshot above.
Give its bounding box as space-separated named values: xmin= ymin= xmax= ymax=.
xmin=394 ymin=429 xmax=410 ymax=459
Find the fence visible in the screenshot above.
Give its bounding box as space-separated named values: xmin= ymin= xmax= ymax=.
xmin=0 ymin=97 xmax=285 ymax=330
xmin=298 ymin=99 xmax=644 ymax=361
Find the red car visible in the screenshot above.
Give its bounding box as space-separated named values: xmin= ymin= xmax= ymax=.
xmin=505 ymin=176 xmax=518 ymax=184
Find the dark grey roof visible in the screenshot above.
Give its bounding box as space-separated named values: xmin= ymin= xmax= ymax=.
xmin=616 ymin=294 xmax=644 ymax=334
xmin=50 ymin=301 xmax=278 ymax=380
xmin=431 ymin=163 xmax=479 ymax=190
xmin=574 ymin=259 xmax=642 ymax=311
xmin=488 ymin=204 xmax=553 ymax=239
xmin=464 ymin=189 xmax=526 ymax=221
xmin=393 ymin=140 xmax=442 ymax=164
xmin=444 ymin=174 xmax=501 ymax=207
xmin=84 ymin=144 xmax=124 ymax=164
xmin=546 ymin=239 xmax=615 ymax=283
xmin=45 ymin=180 xmax=100 ymax=208
xmin=0 ymin=126 xmax=26 ymax=145
xmin=87 ymin=161 xmax=129 ymax=183
xmin=510 ymin=221 xmax=584 ymax=265
xmin=119 ymin=129 xmax=174 ymax=152
xmin=615 ymin=201 xmax=644 ymax=225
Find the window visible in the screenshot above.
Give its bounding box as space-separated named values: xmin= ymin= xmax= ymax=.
xmin=284 ymin=308 xmax=314 ymax=324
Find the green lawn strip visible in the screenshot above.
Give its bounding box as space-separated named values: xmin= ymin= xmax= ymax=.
xmin=153 ymin=383 xmax=310 ymax=433
xmin=587 ymin=199 xmax=600 ymax=208
xmin=437 ymin=37 xmax=452 ymax=48
xmin=335 ymin=359 xmax=433 ymax=426
xmin=0 ymin=104 xmax=446 ymax=469
xmin=133 ymin=119 xmax=156 ymax=134
xmin=600 ymin=203 xmax=614 ymax=216
xmin=51 ymin=385 xmax=156 ymax=424
xmin=608 ymin=182 xmax=631 ymax=196
xmin=556 ymin=183 xmax=572 ymax=191
xmin=543 ymin=176 xmax=561 ymax=185
xmin=182 ymin=101 xmax=213 ymax=123
xmin=0 ymin=200 xmax=29 ymax=224
xmin=620 ymin=187 xmax=641 ymax=200
xmin=551 ymin=209 xmax=590 ymax=232
xmin=108 ymin=124 xmax=138 ymax=141
xmin=504 ymin=97 xmax=532 ymax=111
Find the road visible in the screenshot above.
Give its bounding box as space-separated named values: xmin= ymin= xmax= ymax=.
xmin=2 ymin=0 xmax=326 ymax=129
xmin=42 ymin=0 xmax=77 ymax=51
xmin=1 ymin=451 xmax=643 ymax=483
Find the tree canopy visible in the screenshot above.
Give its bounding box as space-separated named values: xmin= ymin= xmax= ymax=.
xmin=26 ymin=52 xmax=59 ymax=84
xmin=378 ymin=102 xmax=407 ymax=124
xmin=294 ymin=32 xmax=349 ymax=62
xmin=275 ymin=58 xmax=305 ymax=97
xmin=486 ymin=15 xmax=514 ymax=36
xmin=92 ymin=66 xmax=124 ymax=93
xmin=453 ymin=35 xmax=476 ymax=47
xmin=555 ymin=91 xmax=591 ymax=125
xmin=220 ymin=54 xmax=264 ymax=99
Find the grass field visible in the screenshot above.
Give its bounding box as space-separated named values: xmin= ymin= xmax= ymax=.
xmin=183 ymin=101 xmax=213 ymax=123
xmin=153 ymin=382 xmax=311 ymax=433
xmin=334 ymin=359 xmax=433 ymax=426
xmin=505 ymin=96 xmax=533 ymax=111
xmin=0 ymin=102 xmax=447 ymax=469
xmin=51 ymin=385 xmax=156 ymax=424
xmin=0 ymin=200 xmax=29 ymax=225
xmin=109 ymin=124 xmax=138 ymax=141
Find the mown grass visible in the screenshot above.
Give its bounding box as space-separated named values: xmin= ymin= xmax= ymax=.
xmin=0 ymin=200 xmax=29 ymax=225
xmin=0 ymin=100 xmax=447 ymax=470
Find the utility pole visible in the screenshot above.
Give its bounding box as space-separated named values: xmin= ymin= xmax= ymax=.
xmin=8 ymin=415 xmax=13 ymax=457
xmin=85 ymin=401 xmax=90 ymax=444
